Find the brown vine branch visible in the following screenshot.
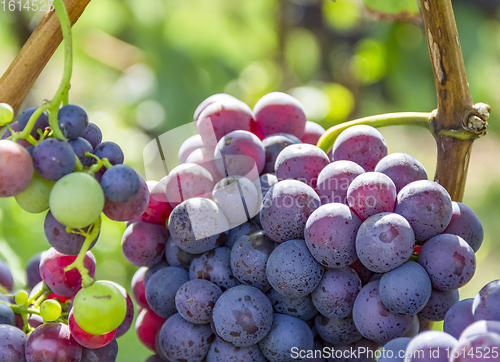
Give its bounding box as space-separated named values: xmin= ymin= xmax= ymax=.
xmin=0 ymin=0 xmax=92 ymax=114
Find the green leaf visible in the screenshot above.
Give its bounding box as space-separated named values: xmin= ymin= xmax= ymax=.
xmin=362 ymin=0 xmax=420 ymax=21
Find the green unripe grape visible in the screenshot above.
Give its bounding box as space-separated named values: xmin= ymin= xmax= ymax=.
xmin=0 ymin=103 xmax=14 ymax=126
xmin=14 ymin=290 xmax=29 ymax=305
xmin=40 ymin=299 xmax=62 ymax=322
xmin=49 ymin=172 xmax=105 ymax=228
xmin=73 ymin=280 xmax=127 ymax=335
xmin=15 ymin=172 xmax=55 ymax=213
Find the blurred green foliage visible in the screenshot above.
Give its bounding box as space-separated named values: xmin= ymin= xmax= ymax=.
xmin=0 ymin=0 xmax=500 ymax=360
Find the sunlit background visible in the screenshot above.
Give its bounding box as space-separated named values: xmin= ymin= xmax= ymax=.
xmin=1 ymin=0 xmax=500 ymax=360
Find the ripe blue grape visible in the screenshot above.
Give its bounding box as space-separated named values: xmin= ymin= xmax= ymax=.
xmin=18 ymin=107 xmax=50 ymax=140
xmin=443 ymin=298 xmax=475 ymax=339
xmin=93 ymin=141 xmax=124 ymax=165
xmin=101 ymin=164 xmax=141 ymax=203
xmin=81 ymin=339 xmax=118 ymax=362
xmin=175 ymin=279 xmax=222 ymax=324
xmin=58 ymin=104 xmax=89 ymax=140
xmin=26 ymin=252 xmax=43 ymax=289
xmin=405 ymin=330 xmax=458 ymax=362
xmin=206 ymin=336 xmax=267 ymax=362
xmin=0 ymin=325 xmax=27 ymax=360
xmin=69 ymin=137 xmax=94 ymax=167
xmin=266 ymin=239 xmax=323 ymax=298
xmin=82 ymin=122 xmax=102 ymax=149
xmin=305 ymin=203 xmax=362 ymax=268
xmin=472 ymin=279 xmax=500 ymax=322
xmin=189 ymin=247 xmax=237 ymax=292
xmin=301 ymin=121 xmax=326 ymax=145
xmin=0 ymin=140 xmax=34 ymax=197
xmin=165 ymin=236 xmax=197 ymax=269
xmin=349 ymin=258 xmax=376 ymax=286
xmin=266 ymin=288 xmax=318 ymax=321
xmin=326 ymin=338 xmax=379 ymax=362
xmin=261 ymin=133 xmax=301 ymax=174
xmin=419 ymin=288 xmax=459 ymax=321
xmin=25 ymin=323 xmax=82 ymax=362
xmin=103 ymin=173 xmax=150 ymax=222
xmin=375 ymin=152 xmax=428 ymax=193
xmin=0 ymin=303 xmax=15 ymax=326
xmin=315 ymin=314 xmax=363 ymax=345
xmin=379 ymin=337 xmax=411 ymax=362
xmin=0 ymin=260 xmax=13 ymax=292
xmin=443 ymin=202 xmax=484 ymax=252
xmin=226 ymin=220 xmax=262 ymax=249
xmin=121 ymin=222 xmax=169 ymax=267
xmin=317 ymin=160 xmax=365 ymax=204
xmin=144 ymin=260 xmax=169 ymax=286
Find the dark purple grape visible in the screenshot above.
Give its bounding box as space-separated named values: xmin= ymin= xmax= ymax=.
xmin=26 ymin=252 xmax=43 ymax=289
xmin=230 ymin=231 xmax=275 ymax=292
xmin=206 ymin=336 xmax=267 ymax=362
xmin=379 ymin=261 xmax=432 ymax=315
xmin=144 ymin=261 xmax=170 ymax=286
xmin=175 ymin=279 xmax=222 ymax=324
xmin=145 ymin=266 xmax=189 ymax=319
xmin=165 ymin=236 xmax=197 ymax=269
xmin=305 ymin=203 xmax=362 ymax=268
xmin=101 ymin=165 xmax=141 ymax=203
xmin=274 ymin=143 xmax=330 ymax=190
xmin=325 ymin=337 xmax=379 ymax=362
xmin=443 ymin=298 xmax=475 ymax=339
xmin=25 ymin=323 xmax=82 ymax=362
xmin=311 ymin=267 xmax=361 ymax=319
xmin=261 ymin=133 xmax=301 ymax=174
xmin=301 ymin=121 xmax=325 ymax=145
xmin=375 ymin=152 xmax=428 ymax=193
xmin=356 ymin=213 xmax=415 ymax=273
xmin=451 ymin=332 xmax=500 ymax=362
xmin=314 ymin=314 xmax=363 ymax=345
xmin=418 ymin=234 xmax=476 ymax=291
xmin=443 ymin=202 xmax=484 ymax=252
xmin=44 ymin=211 xmax=98 ymax=256
xmin=331 ymin=125 xmax=387 ymax=171
xmin=226 ymin=221 xmax=262 ymax=250
xmin=144 ymin=355 xmax=164 ymax=362
xmin=121 ymin=222 xmax=169 ymax=267
xmin=158 ymin=313 xmax=214 ymax=362
xmin=472 ymin=279 xmax=500 ymax=322
xmin=0 ymin=325 xmax=27 ymax=361
xmin=212 ymin=285 xmax=273 ymax=347
xmin=258 ymin=313 xmax=314 ymax=362
xmin=266 ymin=289 xmax=318 ymax=321
xmin=0 ymin=260 xmax=13 ymax=292
xmin=261 ymin=180 xmax=321 ymax=243
xmin=459 ymin=320 xmax=500 ymax=341
xmin=93 ymin=141 xmax=124 ymax=165
xmin=405 ymin=330 xmax=458 ymax=362
xmin=379 ymin=337 xmax=411 ymax=362
xmin=103 ymin=173 xmax=150 ymax=222
xmin=81 ymin=339 xmax=118 ymax=362
xmin=352 ymin=281 xmax=413 ymax=343
xmin=0 ymin=303 xmax=15 ymax=326
xmin=58 ymin=104 xmax=89 ymax=140
xmin=18 ymin=107 xmax=49 ymax=140
xmin=82 ymin=122 xmax=102 ymax=149
xmin=32 ymin=138 xmax=76 ymax=181
xmin=419 ymin=288 xmax=459 ymax=321
xmin=189 ymin=247 xmax=237 ymax=292
xmin=69 ymin=137 xmax=94 ymax=167
xmin=395 ymin=180 xmax=453 ymax=241
xmin=317 ymin=161 xmax=365 ymax=204
xmin=349 ymin=259 xmax=376 ymax=286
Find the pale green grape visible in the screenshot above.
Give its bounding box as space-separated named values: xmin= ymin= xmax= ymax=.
xmin=40 ymin=299 xmax=62 ymax=322
xmin=73 ymin=281 xmax=127 ymax=335
xmin=0 ymin=103 xmax=14 ymax=126
xmin=14 ymin=290 xmax=28 ymax=305
xmin=15 ymin=172 xmax=55 ymax=213
xmin=49 ymin=172 xmax=104 ymax=228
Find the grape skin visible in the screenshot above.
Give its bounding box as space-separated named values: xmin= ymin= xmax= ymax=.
xmin=18 ymin=107 xmax=49 ymax=140
xmin=69 ymin=137 xmax=94 ymax=167
xmin=261 ymin=133 xmax=301 ymax=174
xmin=378 ymin=337 xmax=411 ymax=362
xmin=178 ymin=134 xmax=206 ymax=163
xmin=0 ymin=325 xmax=27 ymax=361
xmin=266 ymin=288 xmax=318 ymax=321
xmin=93 ymin=141 xmax=124 ymax=165
xmin=165 ymin=236 xmax=197 ymax=269
xmin=121 ymin=222 xmax=169 ymax=267
xmin=374 ymin=152 xmax=428 ymax=193
xmin=301 ymin=121 xmax=326 ymax=145
xmin=459 ymin=320 xmax=500 ymax=341
xmin=226 ymin=220 xmax=262 ymax=250
xmin=135 ymin=308 xmax=167 ymax=352
xmin=82 ymin=122 xmax=103 ymax=150
xmin=325 ymin=338 xmax=379 ymax=362
xmin=451 ymin=332 xmax=500 ymax=362
xmin=443 ymin=201 xmax=484 ymax=252
xmin=103 ymin=281 xmax=134 ymax=338
xmin=314 ymin=314 xmax=363 ymax=345
xmin=175 ymin=279 xmax=222 ymax=324
xmin=189 ymin=247 xmax=237 ymax=292
xmin=316 ymin=160 xmax=365 ymax=205
xmin=25 ymin=323 xmax=82 ymax=362
xmin=0 ymin=303 xmax=15 ymax=326
xmin=193 ymin=93 xmax=238 ymax=121
xmin=419 ymin=288 xmax=459 ymax=322
xmin=15 ymin=172 xmax=55 ymax=214
xmin=68 ymin=310 xmax=117 ymax=349
xmin=33 ymin=138 xmax=76 ymax=181
xmin=140 ymin=181 xmax=173 ymax=225
xmin=131 ymin=267 xmax=149 ymax=310
xmin=101 ymin=164 xmax=141 ymax=203
xmin=81 ymin=339 xmax=118 ymax=362
xmin=405 ymin=330 xmax=458 ymax=362
xmin=0 ymin=140 xmax=34 ymax=197
xmin=472 ymin=279 xmax=500 ymax=322
xmin=57 ymin=104 xmax=89 ymax=140
xmin=443 ymin=298 xmax=475 ymax=339
xmin=0 ymin=259 xmax=13 ymax=292
xmin=206 ymin=337 xmax=267 ymax=362
xmin=103 ymin=173 xmax=150 ymax=222
xmin=185 ymin=147 xmax=222 ymax=183
xmin=26 ymin=252 xmax=43 ymax=289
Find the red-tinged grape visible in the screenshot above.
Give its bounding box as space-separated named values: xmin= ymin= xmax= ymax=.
xmin=146 ymin=266 xmax=189 ymax=319
xmin=443 ymin=202 xmax=484 ymax=252
xmin=317 ymin=160 xmax=365 ymax=205
xmin=266 ymin=239 xmax=324 ymax=298
xmin=25 ymin=323 xmax=82 ymax=362
xmin=189 ymin=247 xmax=237 ymax=292
xmin=375 ymin=152 xmax=428 ymax=193
xmin=175 ymin=279 xmax=222 ymax=324
xmin=0 ymin=325 xmax=27 ymax=361
xmin=275 ymin=143 xmax=330 ymax=190
xmin=26 ymin=252 xmax=43 ymax=289
xmin=0 ymin=259 xmax=13 ymax=292
xmin=253 ymin=92 xmax=307 ymax=139
xmin=165 ymin=236 xmax=197 ymax=269
xmin=185 ymin=147 xmax=222 ymax=183
xmin=140 ymin=181 xmax=173 ymax=225
xmin=0 ymin=140 xmax=34 ymax=197
xmin=15 ymin=172 xmax=55 ymax=214
xmin=419 ymin=288 xmax=460 ymax=321
xmin=193 ymin=93 xmax=238 ymax=121
xmin=73 ymin=281 xmax=127 ymax=335
xmin=68 ymin=310 xmax=117 ymax=349
xmin=261 ymin=133 xmax=301 ymax=174
xmin=266 ymin=289 xmax=318 ymax=321
xmin=28 ymin=314 xmax=43 ymax=329
xmin=331 ymin=125 xmax=388 ymax=171
xmin=206 ymin=336 xmax=267 ymax=362
xmin=39 ymin=248 xmax=96 ymax=297
xmin=347 ymin=172 xmax=397 ymax=220
xmin=197 ymin=98 xmax=253 ymax=142
xmin=136 ymin=308 xmax=167 ymax=351
xmin=472 ymin=279 xmax=500 ymax=322
xmin=103 ymin=173 xmax=150 ymax=222
xmin=314 ymin=314 xmax=363 ymax=345
xmin=82 ymin=122 xmax=102 ymax=150
xmin=301 ymin=121 xmax=325 ymax=145
xmin=178 ymin=134 xmax=206 ymax=163
xmin=81 ymin=339 xmax=118 ymax=362
xmin=443 ymin=298 xmax=475 ymax=339
xmin=418 ymin=234 xmax=476 ymax=291
xmin=132 ymin=267 xmax=149 ymax=310
xmin=395 ymin=180 xmax=453 ymax=242
xmin=304 ymin=203 xmax=362 ymax=268
xmin=121 ymin=222 xmax=169 ymax=267
xmin=405 ymin=330 xmax=458 ymax=362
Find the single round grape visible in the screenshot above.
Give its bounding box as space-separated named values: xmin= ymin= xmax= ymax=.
xmin=314 ymin=314 xmax=363 ymax=345
xmin=93 ymin=141 xmax=124 ymax=165
xmin=69 ymin=137 xmax=94 ymax=167
xmin=261 ymin=180 xmax=321 ymax=243
xmin=0 ymin=325 xmax=27 ymax=361
xmin=73 ymin=281 xmax=127 ymax=335
xmin=190 ymin=247 xmax=237 ymax=292
xmin=121 ymin=222 xmax=169 ymax=267
xmin=379 ymin=261 xmax=432 ymax=315
xmin=301 ymin=121 xmax=325 ymax=145
xmin=101 ymin=164 xmax=141 ymax=203
xmin=159 ymin=313 xmax=214 ymax=362
xmin=0 ymin=103 xmax=14 ymax=126
xmin=230 ymin=231 xmax=275 ymax=293
xmin=258 ymin=313 xmax=314 ymax=362
xmin=140 ymin=181 xmax=173 ymax=225
xmin=214 ymin=130 xmax=265 ymax=177
xmin=443 ymin=298 xmax=475 ymax=339
xmin=253 ymin=92 xmax=307 ymax=139
xmin=99 ymin=280 xmax=134 ymax=338
xmin=131 ymin=267 xmax=149 ymax=310
xmin=82 ymin=122 xmax=103 ymax=150
xmin=68 ymin=310 xmax=116 ymax=349
xmin=185 ymin=147 xmax=222 ymax=183
xmin=145 ymin=266 xmax=189 ymax=319
xmin=15 ymin=172 xmax=55 ymax=214
xmin=58 ymin=104 xmax=89 ymax=140
xmin=352 ymin=280 xmax=413 ymax=343
xmin=0 ymin=140 xmax=34 ymax=197
xmin=226 ymin=220 xmax=262 ymax=250
xmin=135 ymin=308 xmax=167 ymax=351
xmin=375 ymin=152 xmax=428 ymax=194
xmin=378 ymin=337 xmax=411 ymax=362
xmin=261 ymin=133 xmax=301 ymax=174
xmin=206 ymin=336 xmax=267 ymax=362
xmin=311 ymin=267 xmax=362 ymax=319
xmin=178 ymin=134 xmax=206 ymax=163
xmin=25 ymin=323 xmax=82 ymax=362
xmin=275 ymin=143 xmax=330 ymax=190
xmin=26 ymin=253 xmax=43 ymax=289
xmin=144 ymin=260 xmax=169 ymax=286
xmin=103 ymin=173 xmax=150 ymax=222
xmin=0 ymin=303 xmax=15 ymax=326
xmin=17 ymin=107 xmax=49 ymax=140
xmin=212 ymin=285 xmax=273 ymax=347
xmin=40 ymin=299 xmax=62 ymax=321
xmin=419 ymin=288 xmax=459 ymax=321
xmin=33 ymin=138 xmax=76 ymax=181
xmin=0 ymin=259 xmax=13 ymax=292
xmin=266 ymin=289 xmax=318 ymax=321
xmin=168 ymin=198 xmax=229 ymax=254
xmin=165 ymin=236 xmax=197 ymax=269
xmin=81 ymin=339 xmax=118 ymax=362
xmin=472 ymin=279 xmax=500 ymax=322
xmin=304 ymin=203 xmax=362 ymax=268
xmin=175 ymin=279 xmax=222 ymax=324
xmin=317 ymin=160 xmax=365 ymax=205
xmin=266 ymin=239 xmax=323 ymax=298
xmin=49 ymin=172 xmax=104 ymax=228
xmin=356 ymin=212 xmax=415 ymax=273
xmin=193 ymin=93 xmax=238 ymax=121
xmin=443 ymin=202 xmax=484 ymax=252
xmin=418 ymin=234 xmax=476 ymax=291
xmin=395 ymin=180 xmax=453 ymax=241
xmin=405 ymin=330 xmax=458 ymax=362
xmin=331 ymin=125 xmax=388 ymax=171
xmin=15 ymin=290 xmax=28 ymax=305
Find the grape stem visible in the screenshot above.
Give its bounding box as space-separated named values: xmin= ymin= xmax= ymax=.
xmin=316 ymin=112 xmax=433 ymax=153
xmin=86 ymin=153 xmax=114 ymax=173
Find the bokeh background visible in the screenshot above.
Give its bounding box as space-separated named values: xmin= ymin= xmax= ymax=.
xmin=0 ymin=0 xmax=499 ymax=360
